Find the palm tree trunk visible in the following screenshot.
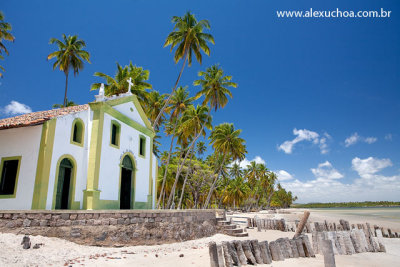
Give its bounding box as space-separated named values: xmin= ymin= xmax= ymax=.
xmin=156 ymin=120 xmax=179 ymax=208
xmin=267 ymin=189 xmax=274 ymax=208
xmin=64 ymin=71 xmax=69 ymax=107
xmin=177 ymin=149 xmax=195 ymax=210
xmin=153 ymin=52 xmax=188 ymax=129
xmin=166 ymin=149 xmax=186 ymax=208
xmin=203 ymin=153 xmax=227 ymax=209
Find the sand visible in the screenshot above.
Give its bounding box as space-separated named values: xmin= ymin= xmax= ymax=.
xmin=1 ymin=208 xmax=399 ymax=266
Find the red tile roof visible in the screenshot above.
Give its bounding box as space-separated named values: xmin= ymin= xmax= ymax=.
xmin=0 ymin=104 xmax=89 ymax=130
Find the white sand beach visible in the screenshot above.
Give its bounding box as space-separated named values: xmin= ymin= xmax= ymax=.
xmin=1 ymin=208 xmax=399 ymax=267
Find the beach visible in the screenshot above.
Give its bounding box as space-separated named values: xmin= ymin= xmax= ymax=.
xmin=1 ymin=208 xmax=399 ymax=266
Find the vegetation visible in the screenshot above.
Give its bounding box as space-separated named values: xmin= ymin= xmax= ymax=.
xmin=293 ymin=201 xmax=400 ymax=208
xmin=81 ymin=11 xmax=297 ymax=210
xmin=47 ymin=34 xmax=91 ymax=107
xmin=0 ymin=11 xmax=15 ymax=77
xmin=52 ymin=99 xmax=77 ymax=108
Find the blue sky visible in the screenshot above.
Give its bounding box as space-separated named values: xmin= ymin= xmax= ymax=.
xmin=1 ymin=0 xmax=399 ymax=203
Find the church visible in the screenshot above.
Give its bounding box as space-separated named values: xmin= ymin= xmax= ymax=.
xmin=0 ymin=89 xmax=157 ymax=210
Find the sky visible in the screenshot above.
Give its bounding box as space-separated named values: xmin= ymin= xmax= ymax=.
xmin=1 ymin=0 xmax=399 ymax=203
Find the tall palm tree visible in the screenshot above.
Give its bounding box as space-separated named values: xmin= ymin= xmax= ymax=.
xmin=52 ymin=99 xmax=77 ymax=108
xmin=157 ymin=86 xmax=193 ymax=208
xmin=47 ymin=34 xmax=90 ymax=106
xmin=143 ymin=90 xmax=166 ymax=129
xmin=228 ymin=175 xmax=249 ymax=209
xmin=166 ymin=104 xmax=212 ymax=209
xmin=0 ymin=11 xmax=15 ymax=77
xmin=203 ymin=123 xmax=247 ymax=208
xmin=196 ymin=141 xmax=206 ymax=160
xmin=266 ymin=172 xmax=278 ymax=208
xmin=91 ymin=62 xmax=152 ymax=107
xmin=152 ymin=11 xmax=214 ymax=129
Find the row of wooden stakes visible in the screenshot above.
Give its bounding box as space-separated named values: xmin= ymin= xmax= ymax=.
xmin=312 ymin=229 xmax=386 ymax=255
xmin=209 ymin=234 xmax=315 ymax=267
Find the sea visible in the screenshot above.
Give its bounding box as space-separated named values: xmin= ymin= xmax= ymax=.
xmin=309 ymin=207 xmax=400 ymax=223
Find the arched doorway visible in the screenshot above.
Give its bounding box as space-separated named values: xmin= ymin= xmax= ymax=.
xmin=120 ymin=155 xmax=134 ymax=209
xmin=55 ymin=158 xmax=73 ymax=209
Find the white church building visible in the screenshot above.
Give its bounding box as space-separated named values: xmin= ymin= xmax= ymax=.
xmin=0 ymin=91 xmax=157 ymax=210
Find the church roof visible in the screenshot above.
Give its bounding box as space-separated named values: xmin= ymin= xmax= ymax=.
xmin=0 ymin=104 xmax=89 ymax=130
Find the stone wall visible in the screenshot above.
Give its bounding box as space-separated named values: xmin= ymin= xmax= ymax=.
xmin=0 ymin=209 xmax=222 ymax=246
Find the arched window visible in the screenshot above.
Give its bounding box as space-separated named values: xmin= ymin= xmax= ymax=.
xmin=70 ymin=118 xmax=84 ymax=146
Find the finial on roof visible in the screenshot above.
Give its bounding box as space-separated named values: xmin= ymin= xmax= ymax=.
xmin=127 ymin=78 xmax=134 ymax=94
xmin=95 ymin=83 xmax=106 ymax=102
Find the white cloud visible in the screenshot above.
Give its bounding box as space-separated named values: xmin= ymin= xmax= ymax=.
xmin=352 ymin=157 xmax=392 ymax=178
xmin=385 ymin=134 xmax=393 ymax=141
xmin=311 ymin=161 xmax=343 ymax=180
xmin=345 ymin=133 xmax=360 ymax=147
xmin=234 ymin=156 xmax=266 ymax=169
xmin=276 ymin=170 xmax=294 ymax=181
xmin=278 ymin=128 xmax=330 ymax=154
xmin=344 ymin=132 xmax=377 ymax=147
xmin=282 ymin=157 xmax=400 ymax=203
xmin=2 ymin=101 xmax=32 ymax=115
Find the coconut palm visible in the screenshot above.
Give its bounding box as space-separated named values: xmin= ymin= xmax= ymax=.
xmin=52 ymin=99 xmax=77 ymax=108
xmin=143 ymin=90 xmax=166 ymax=129
xmin=196 ymin=141 xmax=206 ymax=160
xmin=157 ymin=86 xmax=193 ymax=208
xmin=0 ymin=11 xmax=15 ymax=77
xmin=203 ymin=123 xmax=247 ymax=208
xmin=228 ymin=175 xmax=249 ymax=209
xmin=152 ymin=11 xmax=214 ymax=129
xmin=266 ymin=172 xmax=278 ymax=207
xmin=91 ymin=62 xmax=152 ymax=107
xmin=47 ymin=34 xmax=90 ymax=106
xmin=166 ymin=104 xmax=212 ymax=209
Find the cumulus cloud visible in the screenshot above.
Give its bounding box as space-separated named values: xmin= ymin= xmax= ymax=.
xmin=276 ymin=170 xmax=294 ymax=181
xmin=345 ymin=132 xmax=377 ymax=147
xmin=281 ymin=157 xmax=400 ymax=203
xmin=311 ymin=161 xmax=343 ymax=180
xmin=278 ymin=128 xmax=330 ymax=154
xmin=233 ymin=156 xmax=266 ymax=169
xmin=2 ymin=101 xmax=32 ymax=115
xmin=385 ymin=134 xmax=393 ymax=141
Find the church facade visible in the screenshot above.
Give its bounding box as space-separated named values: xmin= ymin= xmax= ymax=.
xmin=0 ymin=94 xmax=157 ymax=210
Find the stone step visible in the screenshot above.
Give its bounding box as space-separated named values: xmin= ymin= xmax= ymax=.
xmin=216 ymin=217 xmax=225 ymax=221
xmin=230 ymin=232 xmax=249 ymax=237
xmin=224 ymin=228 xmax=244 ymax=234
xmin=217 ymin=221 xmax=231 ymax=225
xmin=223 ymin=225 xmax=237 ymax=230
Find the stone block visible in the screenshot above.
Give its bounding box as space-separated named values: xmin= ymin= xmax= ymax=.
xmin=12 ymin=214 xmax=19 ymax=220
xmin=92 ymin=214 xmax=100 ymax=219
xmin=70 ymin=214 xmax=78 ymax=220
xmin=77 ymin=214 xmax=86 ymax=220
xmin=113 ymin=213 xmax=122 ymax=218
xmin=124 ymin=218 xmax=130 ymax=225
xmin=139 ymin=213 xmax=146 ymax=218
xmin=31 ymin=219 xmax=40 ymax=227
xmin=39 ymin=220 xmax=49 ymax=227
xmin=0 ymin=213 xmax=3 ymax=218
xmin=5 ymin=221 xmax=15 ymax=228
xmin=56 ymin=220 xmax=65 ymax=227
xmin=102 ymin=219 xmax=110 ymax=225
xmin=130 ymin=217 xmax=138 ymax=224
xmin=78 ymin=220 xmax=86 ymax=226
xmin=64 ymin=220 xmax=72 ymax=226
xmin=44 ymin=214 xmax=52 ymax=220
xmin=15 ymin=219 xmax=23 ymax=227
xmin=3 ymin=213 xmax=11 ymax=219
xmin=110 ymin=218 xmax=118 ymax=225
xmin=61 ymin=213 xmax=70 ymax=220
xmin=72 ymin=220 xmax=79 ymax=226
xmin=117 ymin=218 xmax=125 ymax=225
xmin=155 ymin=217 xmax=162 ymax=222
xmin=86 ymin=219 xmax=94 ymax=226
xmin=85 ymin=214 xmax=93 ymax=219
xmin=22 ymin=219 xmax=31 ymax=227
xmin=93 ymin=220 xmax=102 ymax=226
xmin=121 ymin=213 xmax=128 ymax=218
xmin=52 ymin=215 xmax=61 ymax=221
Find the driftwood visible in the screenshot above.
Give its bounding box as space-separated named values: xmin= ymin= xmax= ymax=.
xmin=227 ymin=241 xmax=240 ymax=266
xmin=294 ymin=237 xmax=306 ymax=257
xmin=301 ymin=234 xmax=315 ymax=257
xmin=222 ymin=241 xmax=234 ymax=267
xmin=294 ymin=211 xmax=310 ymax=238
xmin=321 ymin=239 xmax=336 ymax=267
xmin=259 ymin=241 xmax=272 ymax=264
xmin=269 ymin=241 xmax=284 ymax=261
xmin=289 ymin=239 xmax=299 ymax=258
xmin=233 ymin=240 xmax=248 ymax=265
xmin=250 ymin=240 xmax=263 ymax=264
xmin=242 ymin=240 xmax=257 ymax=265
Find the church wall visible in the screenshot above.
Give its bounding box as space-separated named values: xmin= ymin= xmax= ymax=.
xmin=46 ymin=111 xmax=89 ymax=210
xmin=0 ymin=125 xmax=42 ymax=209
xmin=112 ymin=101 xmax=146 ymax=128
xmin=97 ymin=113 xmax=151 ymax=206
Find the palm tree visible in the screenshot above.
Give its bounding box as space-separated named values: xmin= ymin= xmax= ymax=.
xmin=47 ymin=34 xmax=90 ymax=106
xmin=166 ymin=104 xmax=212 ymax=209
xmin=228 ymin=175 xmax=249 ymax=209
xmin=196 ymin=141 xmax=206 ymax=160
xmin=143 ymin=90 xmax=166 ymax=129
xmin=152 ymin=11 xmax=214 ymax=129
xmin=266 ymin=172 xmax=278 ymax=208
xmin=157 ymin=86 xmax=193 ymax=208
xmin=91 ymin=62 xmax=152 ymax=107
xmin=203 ymin=123 xmax=247 ymax=208
xmin=0 ymin=11 xmax=15 ymax=77
xmin=52 ymin=99 xmax=77 ymax=108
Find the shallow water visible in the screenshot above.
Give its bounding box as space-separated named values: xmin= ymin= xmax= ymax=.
xmin=309 ymin=207 xmax=400 ymax=222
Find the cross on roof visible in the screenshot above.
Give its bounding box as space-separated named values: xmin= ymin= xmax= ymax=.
xmin=127 ymin=78 xmax=134 ymax=93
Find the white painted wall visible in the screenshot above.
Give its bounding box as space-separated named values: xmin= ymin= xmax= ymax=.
xmin=0 ymin=125 xmax=42 ymax=209
xmin=152 ymin=154 xmax=157 ymax=209
xmin=46 ymin=112 xmax=89 ymax=209
xmin=97 ymin=112 xmax=151 ymax=203
xmin=113 ymin=102 xmax=146 ymax=127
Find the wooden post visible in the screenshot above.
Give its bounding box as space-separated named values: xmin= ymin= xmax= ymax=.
xmin=336 ymin=232 xmax=347 ymax=255
xmin=301 ymin=235 xmax=315 ymax=257
xmin=250 ymin=240 xmax=263 ymax=264
xmin=321 ymin=239 xmax=336 ymax=267
xmin=294 ymin=237 xmax=306 ymax=257
xmin=222 ymin=241 xmax=233 ymax=267
xmin=276 ymin=238 xmax=289 ymax=258
xmin=269 ymin=241 xmax=284 ymax=261
xmin=247 ymin=218 xmax=252 ymax=228
xmin=209 ymin=241 xmax=223 ymax=267
xmin=259 ymin=241 xmax=272 ymax=264
xmin=342 ymin=231 xmax=355 ymax=255
xmin=227 ymin=241 xmax=240 ymax=266
xmin=350 ymin=229 xmax=362 ymax=253
xmin=242 ymin=240 xmax=257 ymax=265
xmin=233 ymin=240 xmax=247 ymax=265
